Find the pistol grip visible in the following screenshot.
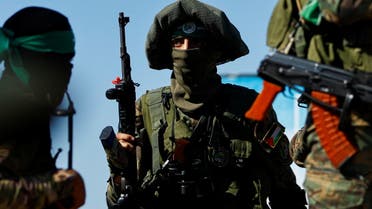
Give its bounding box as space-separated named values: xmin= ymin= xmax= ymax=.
xmin=245 ymin=80 xmax=283 ymax=121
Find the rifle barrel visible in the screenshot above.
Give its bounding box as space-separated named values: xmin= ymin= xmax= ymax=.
xmin=119 ymin=12 xmax=130 ymax=79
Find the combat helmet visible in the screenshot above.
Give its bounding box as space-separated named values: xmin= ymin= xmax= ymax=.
xmin=145 ymin=0 xmax=249 ymax=70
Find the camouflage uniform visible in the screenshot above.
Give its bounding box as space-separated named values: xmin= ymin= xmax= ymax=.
xmin=267 ymin=0 xmax=372 ymax=208
xmin=302 ymin=26 xmax=372 ymax=208
xmin=105 ymin=0 xmax=306 ymax=208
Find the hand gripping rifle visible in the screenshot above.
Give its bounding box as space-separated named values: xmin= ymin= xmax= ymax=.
xmin=245 ymin=51 xmax=372 ymax=168
xmin=99 ymin=12 xmax=140 ymax=208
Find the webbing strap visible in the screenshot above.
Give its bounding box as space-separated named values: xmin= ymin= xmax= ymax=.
xmin=146 ymin=87 xmax=172 ymax=173
xmin=150 ymin=127 xmax=161 ymax=173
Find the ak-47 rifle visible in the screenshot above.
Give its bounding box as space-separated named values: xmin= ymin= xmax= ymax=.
xmin=99 ymin=12 xmax=140 ymax=208
xmin=54 ymin=93 xmax=87 ymax=209
xmin=245 ymin=51 xmax=372 ymax=168
xmin=54 ymin=92 xmax=76 ymax=170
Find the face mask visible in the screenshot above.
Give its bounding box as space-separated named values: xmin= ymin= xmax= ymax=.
xmin=0 ymin=28 xmax=74 ymax=110
xmin=172 ymin=48 xmax=218 ymax=93
xmin=170 ymin=47 xmax=222 ymax=114
xmin=21 ymin=50 xmax=72 ymax=109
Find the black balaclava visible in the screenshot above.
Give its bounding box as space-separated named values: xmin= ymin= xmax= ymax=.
xmin=170 ymin=21 xmax=222 ymax=117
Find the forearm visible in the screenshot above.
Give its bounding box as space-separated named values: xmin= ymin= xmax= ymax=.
xmin=0 ymin=169 xmax=85 ymax=209
xmin=0 ymin=173 xmax=57 ymax=209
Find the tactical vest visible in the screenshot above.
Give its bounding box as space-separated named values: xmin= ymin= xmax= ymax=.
xmin=139 ymin=84 xmax=290 ymax=173
xmin=140 ymin=85 xmax=266 ymax=173
xmin=139 ymin=86 xmax=175 ymax=173
xmin=136 ymin=85 xmax=293 ymax=209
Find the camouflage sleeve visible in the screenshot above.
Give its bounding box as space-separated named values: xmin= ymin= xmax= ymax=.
xmin=0 ymin=169 xmax=85 ymax=209
xmin=0 ymin=173 xmax=56 ymax=209
xmin=318 ymin=0 xmax=372 ymax=25
xmin=289 ymin=126 xmax=310 ymax=167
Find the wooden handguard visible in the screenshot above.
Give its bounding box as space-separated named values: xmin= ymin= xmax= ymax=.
xmin=311 ymin=91 xmax=358 ymax=168
xmin=245 ymin=80 xmax=283 ymax=121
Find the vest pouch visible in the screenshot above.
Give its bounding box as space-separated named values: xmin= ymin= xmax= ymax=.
xmin=267 ymin=0 xmax=304 ymax=54
xmin=144 ymin=93 xmax=166 ymax=132
xmin=229 ymin=139 xmax=253 ymax=168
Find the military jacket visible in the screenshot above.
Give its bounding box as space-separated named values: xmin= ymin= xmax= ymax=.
xmin=129 ymin=84 xmax=299 ymax=209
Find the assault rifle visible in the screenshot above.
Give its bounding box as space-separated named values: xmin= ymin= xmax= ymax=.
xmin=245 ymin=51 xmax=372 ymax=168
xmin=100 ymin=12 xmax=140 ymax=208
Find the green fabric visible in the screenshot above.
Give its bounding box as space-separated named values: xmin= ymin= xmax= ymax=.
xmin=145 ymin=0 xmax=249 ymax=70
xmin=301 ymin=0 xmax=322 ymax=25
xmin=107 ymin=83 xmax=306 ymax=208
xmin=140 ymin=86 xmax=175 ymax=172
xmin=266 ymin=0 xmax=297 ymax=50
xmin=266 ymin=0 xmax=310 ymax=54
xmin=171 ymin=48 xmax=221 ymax=113
xmin=307 ymin=34 xmax=372 ymax=70
xmin=0 ymin=28 xmax=75 ymax=85
xmin=304 ymin=127 xmax=369 ymax=208
xmin=294 ymin=26 xmax=308 ymax=58
xmin=318 ymin=0 xmax=340 ymax=15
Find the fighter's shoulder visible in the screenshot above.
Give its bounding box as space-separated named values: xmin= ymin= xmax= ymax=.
xmin=219 ymin=83 xmax=258 ymax=114
xmin=220 ymin=83 xmax=258 ymax=100
xmin=139 ymin=86 xmax=171 ymax=101
xmin=137 ymin=86 xmax=171 ymax=110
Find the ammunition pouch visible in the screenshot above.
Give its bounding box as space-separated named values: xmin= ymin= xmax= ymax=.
xmin=140 ymin=160 xmax=214 ymax=203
